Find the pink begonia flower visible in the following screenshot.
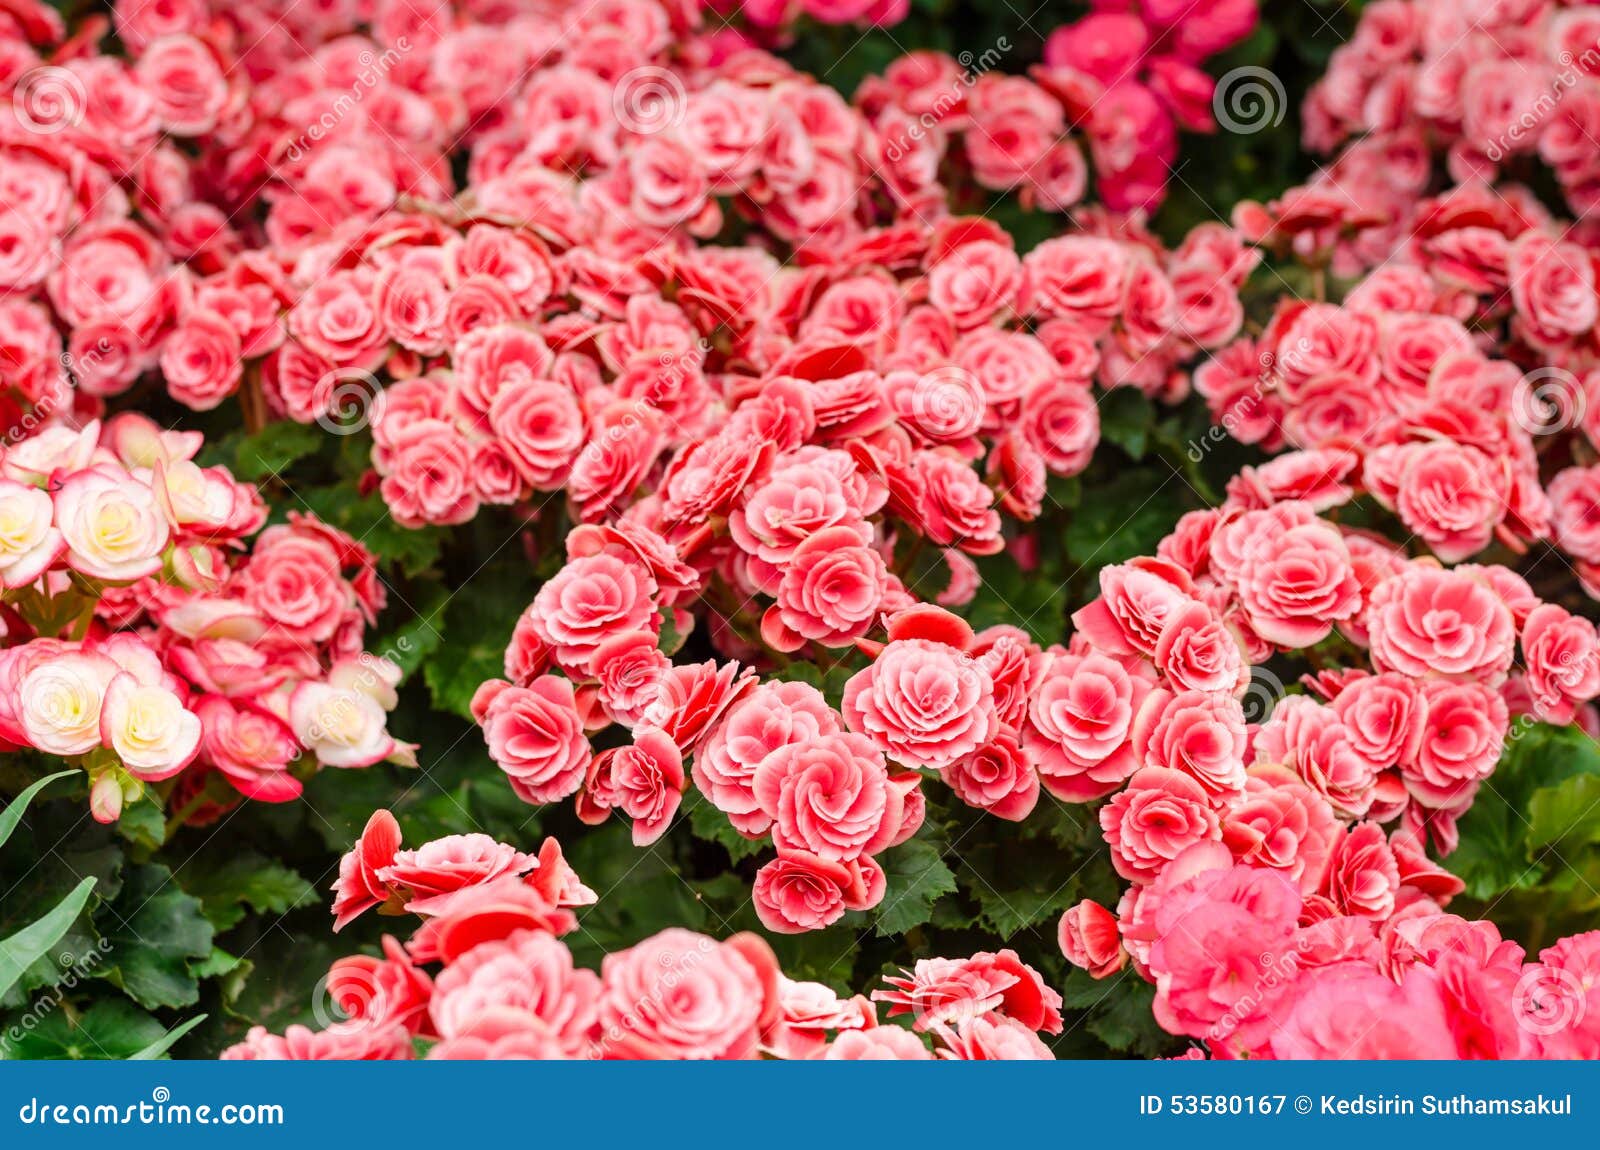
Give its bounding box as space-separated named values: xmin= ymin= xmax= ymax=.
xmin=751 ymin=731 xmax=895 ymax=861
xmin=1100 ymin=766 xmax=1222 ymax=883
xmin=1059 ymin=899 xmax=1125 ymax=979
xmin=823 ymin=1027 xmax=933 ymax=1059
xmin=693 ymin=680 xmax=839 ymax=833
xmin=429 ymin=929 xmax=600 ymax=1056
xmin=940 ymin=730 xmax=1040 ymax=822
xmin=842 ymin=638 xmax=998 ymax=770
xmin=1365 ymin=565 xmax=1516 ymax=684
xmin=605 ymin=727 xmax=686 ymax=846
xmin=331 ymin=809 xmax=402 ymax=932
xmin=474 ymin=676 xmax=592 ymax=806
xmin=596 ymin=929 xmax=779 ymax=1060
xmin=378 ymin=835 xmax=537 ymax=915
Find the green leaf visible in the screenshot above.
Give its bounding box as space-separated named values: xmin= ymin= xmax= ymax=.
xmin=0 ymin=770 xmax=76 ymax=850
xmin=423 ymin=563 xmax=535 ymax=720
xmin=563 ymin=825 xmax=713 ymax=966
xmin=115 ymin=798 xmax=165 ymax=854
xmin=298 ymin=483 xmax=444 ymax=577
xmin=873 ymin=838 xmax=957 ymax=937
xmin=220 ymin=934 xmax=347 ymax=1038
xmin=179 ymin=854 xmax=318 ymax=933
xmin=195 ymin=948 xmax=255 ymax=1008
xmin=0 ymin=876 xmax=97 ymax=1001
xmin=372 ymin=582 xmax=448 ymax=678
xmin=1098 ymin=388 xmax=1154 ymax=461
xmin=1528 ymin=773 xmax=1600 ymax=854
xmin=129 ymin=1014 xmax=207 ymax=1060
xmin=770 ymin=660 xmax=858 ymax=710
xmin=1064 ymin=467 xmax=1186 ymax=570
xmin=963 ymin=551 xmax=1069 ymax=647
xmin=658 ymin=608 xmax=690 ymax=657
xmin=97 ymin=865 xmax=214 ymax=1010
xmin=212 ymin=421 xmax=325 ymax=483
xmin=1450 ymin=723 xmax=1600 ymax=943
xmin=686 ymin=793 xmax=766 ymax=863
xmin=971 ymin=882 xmax=1079 ymax=939
xmin=1 ymin=998 xmax=167 ymax=1061
xmin=0 ymin=813 xmax=124 ymax=1007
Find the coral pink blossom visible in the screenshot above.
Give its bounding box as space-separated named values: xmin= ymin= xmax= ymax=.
xmin=1059 ymin=899 xmax=1125 ymax=979
xmin=940 ymin=730 xmax=1040 ymax=821
xmin=429 ymin=929 xmax=600 ymax=1056
xmin=331 ymin=809 xmax=401 ymax=931
xmin=752 ymin=731 xmax=894 ymax=861
xmin=1100 ymin=767 xmax=1222 ymax=884
xmin=596 ymin=929 xmax=778 ymax=1060
xmin=1023 ymin=649 xmax=1152 ymax=800
xmin=474 ymin=677 xmax=591 ymax=805
xmin=842 ymin=639 xmax=998 ymax=770
xmin=1366 ymin=566 xmax=1516 ymax=684
xmin=379 ymin=835 xmax=536 ymax=914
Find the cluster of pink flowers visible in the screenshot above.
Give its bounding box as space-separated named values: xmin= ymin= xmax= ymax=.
xmin=1076 ymin=491 xmax=1597 ymax=861
xmin=1196 ymin=182 xmax=1600 ymax=600
xmin=1198 ymin=18 xmax=1600 ymax=593
xmin=0 ymin=414 xmax=409 ymax=822
xmin=1034 ymin=492 xmax=1600 ymax=1057
xmin=456 ymin=204 xmax=1258 ymax=930
xmin=0 ymin=1 xmax=254 ymax=424
xmin=2 ymin=0 xmax=1264 ymax=449
xmin=223 ymin=810 xmax=1065 ymax=1059
xmin=479 ymin=461 xmax=1599 ymax=933
xmin=1194 ymin=298 xmax=1558 ymax=558
xmin=347 ymin=210 xmax=1249 ymax=534
xmin=701 ymin=0 xmax=909 ymax=36
xmin=1303 ymin=0 xmax=1600 ymax=218
xmin=1067 ymin=845 xmax=1600 ymax=1059
xmin=1038 ymin=0 xmax=1260 ymax=210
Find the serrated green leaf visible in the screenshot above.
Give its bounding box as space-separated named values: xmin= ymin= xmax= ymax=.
xmin=874 ymin=838 xmax=957 ymax=937
xmin=423 ymin=563 xmax=535 ymax=720
xmin=1451 ymin=723 xmax=1600 ymax=942
xmin=215 ymin=421 xmax=325 ymax=483
xmin=0 ymin=876 xmax=96 ymax=1001
xmin=1064 ymin=467 xmax=1185 ymax=570
xmin=97 ymin=865 xmax=214 ymax=1010
xmin=115 ymin=798 xmax=165 ymax=854
xmin=686 ymin=794 xmax=766 ymax=863
xmin=1 ymin=998 xmax=167 ymax=1061
xmin=971 ymin=882 xmax=1079 ymax=939
xmin=298 ymin=484 xmax=444 ymax=576
xmin=179 ymin=854 xmax=318 ymax=932
xmin=1528 ymin=774 xmax=1600 ymax=853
